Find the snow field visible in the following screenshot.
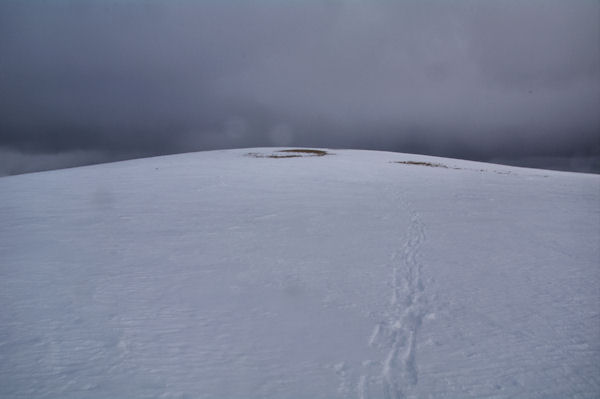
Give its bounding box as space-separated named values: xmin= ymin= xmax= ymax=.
xmin=1 ymin=148 xmax=598 ymax=398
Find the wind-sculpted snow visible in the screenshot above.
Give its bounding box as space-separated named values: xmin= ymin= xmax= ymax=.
xmin=0 ymin=148 xmax=598 ymax=398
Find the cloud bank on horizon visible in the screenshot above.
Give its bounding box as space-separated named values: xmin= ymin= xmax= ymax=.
xmin=1 ymin=0 xmax=598 ymax=175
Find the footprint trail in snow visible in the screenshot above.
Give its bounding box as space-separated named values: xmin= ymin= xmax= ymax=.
xmin=354 ymin=196 xmax=430 ymax=399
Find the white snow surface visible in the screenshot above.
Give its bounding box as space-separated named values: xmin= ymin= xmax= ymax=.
xmin=1 ymin=148 xmax=599 ymax=399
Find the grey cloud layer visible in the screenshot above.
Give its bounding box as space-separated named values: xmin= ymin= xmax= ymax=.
xmin=1 ymin=1 xmax=598 ymax=173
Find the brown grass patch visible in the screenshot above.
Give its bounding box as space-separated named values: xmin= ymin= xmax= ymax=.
xmin=247 ymin=149 xmax=330 ymax=158
xmin=394 ymin=161 xmax=448 ymax=168
xmin=247 ymin=153 xmax=298 ymax=158
xmin=278 ymin=149 xmax=328 ymax=156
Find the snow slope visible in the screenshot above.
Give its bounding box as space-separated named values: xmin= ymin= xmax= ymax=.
xmin=1 ymin=148 xmax=598 ymax=399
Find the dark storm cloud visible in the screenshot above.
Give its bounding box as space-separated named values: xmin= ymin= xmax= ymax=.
xmin=0 ymin=0 xmax=598 ymax=174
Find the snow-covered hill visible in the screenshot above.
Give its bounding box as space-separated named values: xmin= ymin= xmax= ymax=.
xmin=1 ymin=148 xmax=598 ymax=399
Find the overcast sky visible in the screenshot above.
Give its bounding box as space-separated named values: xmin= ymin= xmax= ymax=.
xmin=1 ymin=0 xmax=599 ymax=175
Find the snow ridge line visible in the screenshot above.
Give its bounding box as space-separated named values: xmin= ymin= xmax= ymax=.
xmin=365 ymin=203 xmax=428 ymax=399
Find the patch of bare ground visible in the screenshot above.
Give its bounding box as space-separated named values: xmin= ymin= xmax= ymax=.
xmin=279 ymin=149 xmax=328 ymax=156
xmin=394 ymin=161 xmax=448 ymax=168
xmin=248 ymin=149 xmax=330 ymax=158
xmin=393 ymin=161 xmax=547 ymax=177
